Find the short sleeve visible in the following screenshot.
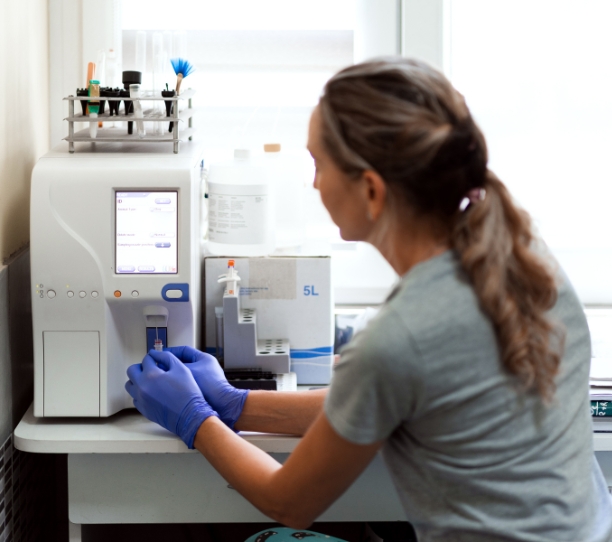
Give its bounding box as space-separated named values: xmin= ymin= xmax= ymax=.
xmin=324 ymin=308 xmax=421 ymax=445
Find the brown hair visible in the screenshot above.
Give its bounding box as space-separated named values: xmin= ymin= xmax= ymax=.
xmin=319 ymin=58 xmax=563 ymax=401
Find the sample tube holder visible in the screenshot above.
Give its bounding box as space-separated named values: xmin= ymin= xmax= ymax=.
xmin=63 ymin=89 xmax=196 ymax=154
xmin=221 ymin=287 xmax=291 ymax=375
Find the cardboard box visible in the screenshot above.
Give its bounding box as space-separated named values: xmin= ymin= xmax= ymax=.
xmin=204 ymin=256 xmax=334 ymax=384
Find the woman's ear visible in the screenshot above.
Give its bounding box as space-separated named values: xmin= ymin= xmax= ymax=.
xmin=361 ymin=170 xmax=387 ymax=222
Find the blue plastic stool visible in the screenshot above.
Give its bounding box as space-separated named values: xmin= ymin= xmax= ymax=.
xmin=245 ymin=527 xmax=347 ymax=541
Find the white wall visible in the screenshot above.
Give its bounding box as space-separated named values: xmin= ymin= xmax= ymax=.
xmin=0 ymin=0 xmax=50 ymax=262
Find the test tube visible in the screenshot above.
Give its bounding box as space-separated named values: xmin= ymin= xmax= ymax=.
xmin=132 ymin=31 xmax=147 ymax=135
xmin=129 ymin=83 xmax=146 ymax=138
xmin=152 ymin=32 xmax=164 ymax=135
xmin=215 ymin=307 xmax=224 ymax=364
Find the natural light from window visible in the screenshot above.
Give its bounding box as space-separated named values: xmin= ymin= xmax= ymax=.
xmin=448 ymin=0 xmax=612 ymax=302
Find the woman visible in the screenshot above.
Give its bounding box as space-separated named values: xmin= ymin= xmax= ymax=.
xmin=126 ymin=58 xmax=612 ymax=542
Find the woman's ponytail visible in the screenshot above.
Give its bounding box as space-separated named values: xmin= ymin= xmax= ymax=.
xmin=453 ymin=172 xmax=563 ymax=401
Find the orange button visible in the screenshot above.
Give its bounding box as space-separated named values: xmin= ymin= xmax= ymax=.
xmin=114 ymin=290 xmax=122 ymax=298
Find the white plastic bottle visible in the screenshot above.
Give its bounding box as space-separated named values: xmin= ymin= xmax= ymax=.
xmin=262 ymin=143 xmax=306 ymax=250
xmin=207 ymin=149 xmax=275 ymax=256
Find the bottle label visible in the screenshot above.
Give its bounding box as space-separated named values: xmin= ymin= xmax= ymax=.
xmin=208 ymin=184 xmax=270 ymax=245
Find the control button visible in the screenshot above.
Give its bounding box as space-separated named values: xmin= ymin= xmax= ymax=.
xmin=155 ymin=198 xmax=171 ymax=204
xmin=131 ymin=290 xmax=139 ymax=298
xmin=67 ymin=291 xmax=74 ymax=298
xmin=91 ymin=291 xmax=99 ymax=298
xmin=138 ymin=266 xmax=155 ymax=272
xmin=114 ymin=290 xmax=122 ymax=298
xmin=79 ymin=291 xmax=87 ymax=298
xmin=161 ymin=283 xmax=189 ymax=302
xmin=47 ymin=290 xmax=56 ymax=299
xmin=117 ymin=266 xmax=135 ymax=273
xmin=155 ymin=242 xmax=171 ymax=248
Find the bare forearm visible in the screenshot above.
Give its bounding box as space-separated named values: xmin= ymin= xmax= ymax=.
xmin=194 ymin=410 xmax=382 ymax=530
xmin=194 ymin=416 xmax=322 ymax=528
xmin=194 ymin=416 xmax=293 ymax=523
xmin=234 ymin=388 xmax=327 ymax=435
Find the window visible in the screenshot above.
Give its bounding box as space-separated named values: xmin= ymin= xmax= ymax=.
xmin=121 ymin=0 xmax=355 ymax=142
xmin=446 ymin=0 xmax=612 ymax=304
xmin=61 ymin=1 xmax=611 ymax=305
xmin=120 ymin=0 xmax=401 ymax=303
xmin=51 ymin=0 xmax=403 ymax=304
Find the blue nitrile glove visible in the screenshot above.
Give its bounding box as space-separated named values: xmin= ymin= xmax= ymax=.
xmin=164 ymin=346 xmax=249 ymax=431
xmin=125 ymin=349 xmax=218 ymax=448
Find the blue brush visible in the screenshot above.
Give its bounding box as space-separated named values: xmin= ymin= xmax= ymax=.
xmin=170 ymin=58 xmax=194 ymax=94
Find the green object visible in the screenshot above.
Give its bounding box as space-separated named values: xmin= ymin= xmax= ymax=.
xmin=88 ymin=80 xmax=100 ymax=115
xmin=245 ymin=528 xmax=347 ymax=542
xmin=591 ymin=400 xmax=612 ymax=417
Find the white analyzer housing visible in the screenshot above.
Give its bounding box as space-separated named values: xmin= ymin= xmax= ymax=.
xmin=30 ymin=142 xmax=204 ymax=417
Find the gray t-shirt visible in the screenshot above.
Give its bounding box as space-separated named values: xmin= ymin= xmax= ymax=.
xmin=325 ymin=250 xmax=612 ymax=542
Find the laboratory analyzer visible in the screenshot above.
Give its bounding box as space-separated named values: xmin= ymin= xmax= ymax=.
xmin=30 ymin=142 xmax=204 ymax=417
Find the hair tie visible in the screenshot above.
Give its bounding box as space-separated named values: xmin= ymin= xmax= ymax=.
xmin=459 ymin=188 xmax=485 ymax=212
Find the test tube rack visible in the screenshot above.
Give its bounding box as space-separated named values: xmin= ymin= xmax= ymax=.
xmin=63 ymin=88 xmax=196 ymax=154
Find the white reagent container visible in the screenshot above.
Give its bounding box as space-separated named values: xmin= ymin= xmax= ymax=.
xmin=207 ymin=149 xmax=275 ymax=256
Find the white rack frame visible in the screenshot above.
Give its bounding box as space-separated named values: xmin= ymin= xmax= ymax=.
xmin=63 ymin=88 xmax=195 ymax=154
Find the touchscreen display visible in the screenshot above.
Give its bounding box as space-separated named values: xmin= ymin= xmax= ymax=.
xmin=115 ymin=191 xmax=178 ymax=274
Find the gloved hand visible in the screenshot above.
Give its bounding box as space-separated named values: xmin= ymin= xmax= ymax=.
xmin=125 ymin=350 xmax=218 ymax=448
xmin=164 ymin=346 xmax=248 ymax=431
